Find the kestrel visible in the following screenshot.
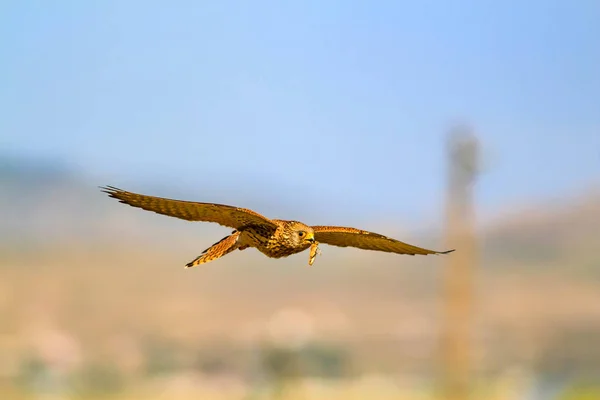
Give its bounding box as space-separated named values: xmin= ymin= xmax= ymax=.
xmin=100 ymin=186 xmax=454 ymax=267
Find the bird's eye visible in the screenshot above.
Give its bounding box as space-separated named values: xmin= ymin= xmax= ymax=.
xmin=298 ymin=231 xmax=305 ymax=237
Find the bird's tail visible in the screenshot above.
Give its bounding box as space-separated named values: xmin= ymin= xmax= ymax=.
xmin=185 ymin=231 xmax=242 ymax=268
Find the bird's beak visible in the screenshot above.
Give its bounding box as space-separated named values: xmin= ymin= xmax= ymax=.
xmin=306 ymin=233 xmax=315 ymax=243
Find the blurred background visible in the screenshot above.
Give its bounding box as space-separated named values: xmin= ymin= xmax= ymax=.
xmin=1 ymin=1 xmax=599 ymax=399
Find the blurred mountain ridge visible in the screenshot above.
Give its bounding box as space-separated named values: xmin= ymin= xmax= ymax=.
xmin=2 ymin=154 xmax=598 ymax=272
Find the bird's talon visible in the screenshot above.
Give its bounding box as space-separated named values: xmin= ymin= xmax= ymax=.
xmin=308 ymin=241 xmax=320 ymax=266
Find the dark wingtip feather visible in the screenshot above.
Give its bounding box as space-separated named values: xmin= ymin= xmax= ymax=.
xmin=99 ymin=186 xmax=131 ymax=204
xmin=99 ymin=185 xmax=124 ymax=196
xmin=439 ymin=249 xmax=456 ymax=254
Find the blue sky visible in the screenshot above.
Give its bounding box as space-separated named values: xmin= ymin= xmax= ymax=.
xmin=1 ymin=1 xmax=599 ymax=225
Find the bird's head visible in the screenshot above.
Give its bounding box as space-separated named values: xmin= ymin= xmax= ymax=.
xmin=288 ymin=221 xmax=316 ymax=246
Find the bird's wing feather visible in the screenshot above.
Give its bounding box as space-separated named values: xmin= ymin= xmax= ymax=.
xmin=312 ymin=225 xmax=454 ymax=255
xmin=101 ymin=186 xmax=277 ymax=230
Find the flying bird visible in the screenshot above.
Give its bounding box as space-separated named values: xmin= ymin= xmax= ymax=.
xmin=100 ymin=186 xmax=454 ymax=267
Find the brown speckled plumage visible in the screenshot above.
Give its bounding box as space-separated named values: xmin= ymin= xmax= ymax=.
xmin=100 ymin=186 xmax=454 ymax=267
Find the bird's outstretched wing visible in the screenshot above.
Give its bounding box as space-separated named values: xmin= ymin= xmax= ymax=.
xmin=312 ymin=226 xmax=454 ymax=256
xmin=100 ymin=186 xmax=277 ymax=230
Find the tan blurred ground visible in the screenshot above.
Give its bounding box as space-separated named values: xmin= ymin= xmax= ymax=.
xmin=1 ymin=177 xmax=599 ymax=399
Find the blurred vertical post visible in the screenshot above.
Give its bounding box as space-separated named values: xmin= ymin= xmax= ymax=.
xmin=441 ymin=126 xmax=479 ymax=400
